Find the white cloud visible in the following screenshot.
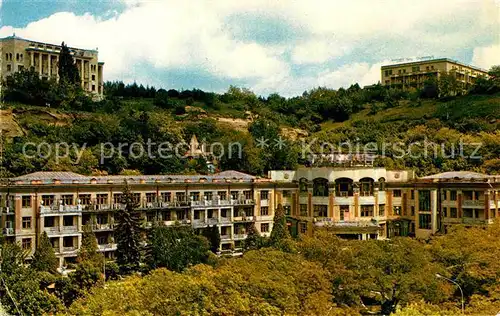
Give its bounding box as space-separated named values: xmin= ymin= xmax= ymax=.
xmin=472 ymin=45 xmax=500 ymax=70
xmin=0 ymin=0 xmax=498 ymax=95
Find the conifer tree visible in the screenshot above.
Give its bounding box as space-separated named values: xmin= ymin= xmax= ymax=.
xmin=115 ymin=181 xmax=143 ymax=273
xmin=203 ymin=225 xmax=220 ymax=253
xmin=58 ymin=42 xmax=80 ymax=86
xmin=269 ymin=204 xmax=293 ymax=251
xmin=31 ymin=231 xmax=58 ymax=274
xmin=243 ymin=222 xmax=263 ymax=251
xmin=77 ymin=225 xmax=104 ymax=267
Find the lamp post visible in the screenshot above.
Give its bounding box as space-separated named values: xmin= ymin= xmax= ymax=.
xmin=436 ymin=273 xmax=464 ymax=314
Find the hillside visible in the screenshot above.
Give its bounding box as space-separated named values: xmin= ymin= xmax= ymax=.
xmin=1 ymin=78 xmax=499 ymax=178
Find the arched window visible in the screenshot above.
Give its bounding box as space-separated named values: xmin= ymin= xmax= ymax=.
xmin=313 ymin=178 xmax=329 ymax=197
xmin=359 ymin=177 xmax=374 ymax=196
xmin=299 ymin=178 xmax=308 ymax=193
xmin=336 ymin=178 xmax=353 ymax=197
xmin=378 ymin=177 xmax=386 ymax=191
xmin=16 ymin=53 xmax=19 ymax=61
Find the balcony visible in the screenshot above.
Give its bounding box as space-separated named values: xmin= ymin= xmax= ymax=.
xmin=61 ymin=225 xmax=78 ymax=232
xmin=91 ymin=223 xmax=113 ymax=231
xmin=221 ymin=234 xmax=232 ymax=241
xmin=220 ymin=217 xmax=231 ymax=224
xmin=98 ymin=243 xmax=117 ymax=251
xmin=462 ymin=200 xmax=485 ymax=208
xmin=233 ymin=234 xmax=247 ymax=240
xmin=207 ymin=218 xmax=219 ymax=225
xmin=40 ymin=204 xmax=82 ymax=214
xmin=233 ymin=216 xmax=254 ymax=222
xmin=62 ymin=246 xmax=77 ymax=253
xmin=44 ymin=226 xmax=79 ymax=234
xmin=192 ymin=219 xmax=207 ymax=228
xmin=462 ymin=218 xmax=493 ymax=225
xmin=2 ymin=228 xmax=14 ymax=235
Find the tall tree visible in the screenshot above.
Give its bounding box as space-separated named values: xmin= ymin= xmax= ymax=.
xmin=203 ymin=225 xmax=220 ymax=253
xmin=58 ymin=42 xmax=80 ymax=86
xmin=115 ymin=181 xmax=143 ymax=273
xmin=31 ymin=231 xmax=58 ymax=274
xmin=148 ymin=225 xmax=210 ymax=272
xmin=77 ymin=225 xmax=104 ymax=267
xmin=243 ymin=222 xmax=263 ymax=251
xmin=269 ymin=204 xmax=293 ymax=252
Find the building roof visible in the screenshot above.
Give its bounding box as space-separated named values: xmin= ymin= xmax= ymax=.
xmin=0 ymin=34 xmax=98 ymax=53
xmin=420 ymin=171 xmax=492 ymax=180
xmin=7 ymin=170 xmax=256 ymax=185
xmin=381 ymin=58 xmax=488 ymax=73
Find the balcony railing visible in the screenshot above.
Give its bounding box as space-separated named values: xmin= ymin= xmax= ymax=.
xmin=462 ymin=200 xmax=485 ymax=207
xmin=233 ymin=234 xmax=247 ymax=240
xmin=61 ymin=225 xmax=78 ymax=232
xmin=207 ymin=218 xmax=219 ymax=225
xmin=40 ymin=204 xmax=82 ymax=214
xmin=234 ymin=216 xmax=254 ymax=222
xmin=220 ymin=217 xmax=231 ymax=223
xmin=192 ymin=219 xmax=207 ymax=228
xmin=62 ymin=246 xmax=77 ymax=253
xmin=462 ymin=218 xmax=492 ymax=225
xmin=221 ymin=234 xmax=232 ymax=241
xmin=91 ymin=223 xmax=113 ymax=231
xmin=2 ymin=228 xmax=14 ymax=235
xmin=98 ymin=243 xmax=117 ymax=251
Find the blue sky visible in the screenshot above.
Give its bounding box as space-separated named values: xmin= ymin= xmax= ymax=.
xmin=1 ymin=0 xmax=499 ymax=97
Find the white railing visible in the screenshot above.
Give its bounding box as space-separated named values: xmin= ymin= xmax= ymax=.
xmin=44 ymin=226 xmax=60 ymax=233
xmin=92 ymin=223 xmax=113 ymax=231
xmin=61 ymin=225 xmax=78 ymax=232
xmin=220 ymin=217 xmax=231 ymax=223
xmin=40 ymin=204 xmax=82 ymax=214
xmin=98 ymin=243 xmax=117 ymax=251
xmin=233 ymin=234 xmax=247 ymax=240
xmin=207 ymin=218 xmax=219 ymax=225
xmin=62 ymin=246 xmax=77 ymax=253
xmin=462 ymin=200 xmax=485 ymax=207
xmin=221 ymin=235 xmax=231 ymax=241
xmin=2 ymin=228 xmax=14 ymax=235
xmin=192 ymin=219 xmax=207 ymax=227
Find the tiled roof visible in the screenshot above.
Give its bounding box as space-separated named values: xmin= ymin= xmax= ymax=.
xmin=420 ymin=171 xmax=491 ymax=180
xmin=8 ymin=170 xmax=255 ymax=185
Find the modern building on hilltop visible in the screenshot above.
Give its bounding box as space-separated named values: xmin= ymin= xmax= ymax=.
xmin=1 ymin=168 xmax=499 ymax=267
xmin=381 ymin=58 xmax=488 ymax=90
xmin=0 ymin=35 xmax=104 ymax=97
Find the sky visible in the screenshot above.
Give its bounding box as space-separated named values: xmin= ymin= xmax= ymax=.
xmin=1 ymin=0 xmax=499 ymax=97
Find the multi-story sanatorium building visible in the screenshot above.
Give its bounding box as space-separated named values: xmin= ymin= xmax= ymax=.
xmin=0 ymin=35 xmax=104 ymax=97
xmin=381 ymin=58 xmax=488 ymax=90
xmin=1 ymin=168 xmax=499 ymax=267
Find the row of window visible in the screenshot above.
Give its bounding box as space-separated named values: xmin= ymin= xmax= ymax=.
xmin=4 ymin=52 xmax=24 ymax=62
xmin=21 ymin=190 xmax=269 ymax=207
xmin=298 ymin=204 xmax=386 ymax=218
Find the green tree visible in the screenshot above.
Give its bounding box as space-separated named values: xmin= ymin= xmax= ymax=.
xmin=243 ymin=222 xmax=263 ymax=251
xmin=269 ymin=204 xmax=293 ymax=252
xmin=31 ymin=231 xmax=58 ymax=274
xmin=149 ymin=225 xmax=210 ymax=272
xmin=115 ymin=181 xmax=143 ymax=273
xmin=203 ymin=225 xmax=221 ymax=253
xmin=58 ymin=41 xmax=80 ymax=86
xmin=77 ymin=225 xmax=104 ymax=267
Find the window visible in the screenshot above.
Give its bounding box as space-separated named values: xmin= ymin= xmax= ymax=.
xmin=22 ymin=196 xmax=31 ymax=208
xmin=194 ymin=210 xmax=201 ymax=220
xmin=419 ymin=214 xmax=431 ymax=230
xmin=63 ymin=237 xmax=74 ymax=247
xmin=176 ymin=192 xmax=186 ymax=202
xmin=379 ymin=204 xmax=385 ymax=216
xmin=92 ymin=85 xmax=96 ymax=92
xmin=313 ymin=205 xmax=327 ymax=217
xmin=411 ymin=206 xmax=415 ymax=216
xmin=244 ymin=191 xmax=252 ymax=200
xmin=393 ymin=190 xmax=402 ymax=197
xmin=78 ymin=194 xmax=91 ymax=205
xmin=450 ymin=207 xmax=458 ymax=218
xmin=361 ymin=205 xmax=374 ymax=217
xmin=299 ymin=222 xmax=307 ymax=234
xmin=299 ymin=178 xmax=308 ymax=193
xmin=22 ymin=238 xmax=32 ymax=250
xmin=218 ymin=191 xmax=227 ymax=200
xmin=419 ymin=190 xmax=431 ymax=211
xmin=282 ymin=190 xmax=291 ymax=198
xmin=44 ymin=217 xmax=55 ymax=228
xmin=410 ymin=190 xmax=415 ymax=200
xmin=97 ymin=214 xmax=108 ymax=225
xmin=204 ymin=191 xmax=214 ymax=201
xmin=22 ymin=217 xmax=32 ymax=229
xmin=261 ymin=223 xmax=269 ymax=233
xmin=62 ymin=195 xmax=73 ymax=205
xmin=313 ymin=178 xmax=328 ymax=196
xmin=190 ymin=192 xmax=200 ymax=201
xmin=284 ymin=205 xmax=291 ymax=215
xmin=300 ymin=204 xmax=308 ymax=216
xmin=63 ymin=216 xmax=74 ymax=226
xmin=132 ymin=193 xmax=141 ymax=204
xmin=450 ymin=191 xmax=457 ymax=201
xmin=42 ymin=195 xmax=54 ymax=206
xmin=113 ymin=194 xmax=123 ymax=204
xmin=18 ymin=65 xmax=24 ymax=71
xmin=231 ymin=191 xmax=239 ymax=200
xmin=97 ymin=194 xmax=108 ymax=205
xmin=340 ymin=205 xmax=349 ymax=221
xmin=92 ymin=74 xmax=96 ymax=80
xmin=147 ymin=213 xmax=155 ymax=222
xmin=360 ymin=178 xmax=374 ymax=196
xmin=260 ymin=191 xmax=269 ymax=200
xmin=6 ymin=64 xmax=11 ymax=72
xmin=146 ymin=193 xmax=156 ymax=203
xmin=161 ymin=192 xmax=171 ymax=202
xmin=260 ymin=207 xmax=269 ymax=216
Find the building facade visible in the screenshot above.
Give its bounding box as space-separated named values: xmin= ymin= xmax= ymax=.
xmin=1 ymin=169 xmax=499 ymax=267
xmin=0 ymin=35 xmax=104 ymax=97
xmin=380 ymin=58 xmax=488 ymax=90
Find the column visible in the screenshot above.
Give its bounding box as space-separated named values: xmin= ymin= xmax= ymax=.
xmin=307 ymin=190 xmax=313 ymax=218
xmin=328 ymin=185 xmax=335 ymax=219
xmin=484 ymin=191 xmax=490 ymax=221
xmin=14 ymin=196 xmax=22 ymax=232
xmin=353 ymin=186 xmax=359 ymax=218
xmin=48 ymin=55 xmax=51 ymax=78
xmin=38 ymin=53 xmax=42 ymax=75
xmin=374 ymin=187 xmax=379 ymax=217
xmin=30 ymin=52 xmax=34 ymax=68
xmin=431 ymin=189 xmax=438 ymax=234
xmin=59 ymin=215 xmax=64 ymax=232
xmin=56 ymin=56 xmax=59 ymax=80
xmin=457 ymin=190 xmax=463 ymax=218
